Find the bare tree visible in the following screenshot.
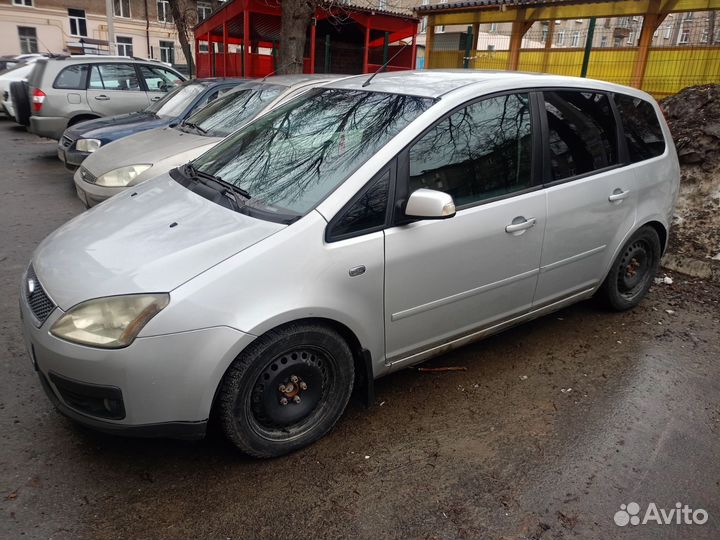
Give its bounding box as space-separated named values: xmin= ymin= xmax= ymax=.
xmin=278 ymin=0 xmax=317 ymax=74
xmin=168 ymin=0 xmax=197 ymax=76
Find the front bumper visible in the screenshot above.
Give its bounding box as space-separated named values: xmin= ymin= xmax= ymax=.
xmin=29 ymin=115 xmax=68 ymax=140
xmin=73 ymin=166 xmax=124 ymax=208
xmin=57 ymin=139 xmax=89 ymax=172
xmin=20 ymin=292 xmax=251 ymax=439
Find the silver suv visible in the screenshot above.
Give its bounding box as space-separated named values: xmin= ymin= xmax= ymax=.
xmin=20 ymin=71 xmax=679 ymax=457
xmin=26 ymin=56 xmax=186 ymax=140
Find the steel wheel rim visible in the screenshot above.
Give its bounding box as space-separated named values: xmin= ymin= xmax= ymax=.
xmin=244 ymin=346 xmax=333 ymax=441
xmin=617 ymin=239 xmax=653 ymax=300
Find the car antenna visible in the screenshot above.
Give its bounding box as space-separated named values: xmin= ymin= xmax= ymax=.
xmin=362 ymin=42 xmax=410 ymax=88
xmin=261 ymin=58 xmax=301 ymax=82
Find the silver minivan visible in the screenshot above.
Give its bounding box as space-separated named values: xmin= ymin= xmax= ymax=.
xmin=20 ymin=71 xmax=679 ymax=457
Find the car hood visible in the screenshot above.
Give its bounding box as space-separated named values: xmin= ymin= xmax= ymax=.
xmin=81 ymin=127 xmax=219 ymax=176
xmin=66 ymin=112 xmax=173 ymax=143
xmin=32 ymin=173 xmax=285 ymax=310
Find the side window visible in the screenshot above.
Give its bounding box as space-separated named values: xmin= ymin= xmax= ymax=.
xmin=53 ymin=64 xmax=89 ymax=89
xmin=543 ymin=90 xmax=618 ymax=181
xmin=614 ymin=93 xmax=665 ymax=162
xmin=328 ymin=170 xmax=390 ymax=240
xmin=140 ymin=65 xmax=181 ymax=92
xmin=408 ymin=93 xmax=533 ymax=208
xmin=89 ymin=64 xmax=141 ymax=91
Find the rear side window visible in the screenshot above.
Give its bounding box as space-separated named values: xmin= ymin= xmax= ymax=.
xmin=89 ymin=64 xmax=141 ymax=91
xmin=408 ymin=93 xmax=533 ymax=207
xmin=543 ymin=90 xmax=618 ymax=181
xmin=53 ymin=64 xmax=89 ymax=89
xmin=614 ymin=93 xmax=665 ymax=162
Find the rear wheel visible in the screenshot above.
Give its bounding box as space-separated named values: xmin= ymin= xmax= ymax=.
xmin=598 ymin=226 xmax=661 ymax=311
xmin=218 ymin=322 xmax=354 ymax=458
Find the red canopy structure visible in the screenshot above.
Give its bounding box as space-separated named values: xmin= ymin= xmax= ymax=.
xmin=194 ymin=0 xmax=419 ymax=78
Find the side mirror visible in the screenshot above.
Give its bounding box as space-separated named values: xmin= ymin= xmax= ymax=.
xmin=405 ymin=188 xmax=456 ymax=219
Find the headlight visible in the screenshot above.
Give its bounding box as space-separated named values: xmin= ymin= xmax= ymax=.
xmin=76 ymin=138 xmax=101 ymax=153
xmin=50 ymin=294 xmax=169 ymax=348
xmin=95 ymin=164 xmax=152 ymax=187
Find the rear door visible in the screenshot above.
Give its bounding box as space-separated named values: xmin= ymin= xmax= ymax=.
xmin=384 ymin=92 xmax=547 ymax=363
xmin=86 ymin=63 xmax=149 ymax=115
xmin=533 ymin=89 xmax=637 ymax=307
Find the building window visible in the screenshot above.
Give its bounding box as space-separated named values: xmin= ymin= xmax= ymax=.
xmin=664 ymin=21 xmax=673 ymax=38
xmin=678 ymin=28 xmax=689 ymax=44
xmin=542 ymin=28 xmax=549 ymax=42
xmin=197 ymin=1 xmax=212 ymax=22
xmin=419 ymin=0 xmax=429 ymax=33
xmin=117 ymin=36 xmax=133 ymax=56
xmin=556 ymin=30 xmax=565 ymax=45
xmin=600 ymin=35 xmax=608 ymax=47
xmin=487 ymin=44 xmax=495 ymax=51
xmin=701 ymin=29 xmax=709 ymax=42
xmin=12 ymin=0 xmax=33 ymax=6
xmin=18 ymin=26 xmax=38 ymax=53
xmin=627 ymin=31 xmax=635 ymax=45
xmin=682 ymin=11 xmax=693 ymax=20
xmin=68 ymin=8 xmax=87 ymax=37
xmin=114 ymin=0 xmax=130 ymax=18
xmin=378 ymin=0 xmax=387 ymax=9
xmin=613 ymin=36 xmax=622 ymax=47
xmin=157 ymin=0 xmax=173 ymax=23
xmin=198 ymin=41 xmax=209 ymax=53
xmin=159 ymin=40 xmax=175 ymax=64
xmin=571 ymin=31 xmax=580 ymax=46
xmin=489 ymin=23 xmax=497 ymax=33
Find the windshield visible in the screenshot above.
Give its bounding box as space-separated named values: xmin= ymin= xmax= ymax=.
xmin=190 ymin=88 xmax=434 ymax=220
xmin=182 ymin=83 xmax=285 ymax=137
xmin=146 ymin=82 xmax=205 ymax=117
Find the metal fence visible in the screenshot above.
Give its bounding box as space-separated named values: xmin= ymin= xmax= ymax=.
xmin=428 ymin=12 xmax=720 ymax=97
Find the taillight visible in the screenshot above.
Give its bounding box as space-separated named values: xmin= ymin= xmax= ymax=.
xmin=32 ymin=88 xmax=46 ymax=113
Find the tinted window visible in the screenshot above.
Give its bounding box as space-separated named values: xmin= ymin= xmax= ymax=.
xmin=614 ymin=93 xmax=665 ymax=162
xmin=192 ymin=88 xmax=432 ymax=219
xmin=53 ymin=64 xmax=89 ymax=89
xmin=543 ymin=91 xmax=618 ymax=181
xmin=409 ymin=93 xmax=532 ymax=207
xmin=89 ymin=64 xmax=141 ymax=91
xmin=330 ymin=171 xmax=390 ymax=239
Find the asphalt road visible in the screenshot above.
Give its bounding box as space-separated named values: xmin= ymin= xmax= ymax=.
xmin=1 ymin=118 xmax=719 ymax=540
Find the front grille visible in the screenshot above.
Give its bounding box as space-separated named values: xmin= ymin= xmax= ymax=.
xmin=61 ymin=135 xmax=73 ymax=148
xmin=79 ymin=167 xmax=96 ymax=184
xmin=25 ymin=265 xmax=55 ymax=325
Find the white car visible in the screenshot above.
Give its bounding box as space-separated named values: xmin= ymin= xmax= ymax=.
xmin=0 ymin=61 xmax=37 ymax=120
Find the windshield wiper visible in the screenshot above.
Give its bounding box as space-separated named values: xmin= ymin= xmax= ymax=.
xmin=183 ymin=163 xmax=251 ymax=210
xmin=180 ymin=121 xmax=207 ymax=135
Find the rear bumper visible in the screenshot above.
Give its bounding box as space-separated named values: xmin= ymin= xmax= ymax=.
xmin=29 ymin=115 xmax=67 ymax=140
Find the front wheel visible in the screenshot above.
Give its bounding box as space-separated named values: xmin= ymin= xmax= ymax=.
xmin=217 ymin=323 xmax=354 ymax=458
xmin=598 ymin=226 xmax=661 ymax=311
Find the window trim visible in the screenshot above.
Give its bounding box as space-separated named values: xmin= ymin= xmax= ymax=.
xmin=536 ymin=87 xmax=626 ymax=188
xmin=68 ymin=8 xmax=87 ymax=38
xmin=12 ymin=0 xmax=33 ymax=7
xmin=325 ymin=161 xmax=397 ymax=243
xmin=393 ymin=89 xmax=544 ymax=224
xmin=114 ymin=0 xmax=131 ymax=18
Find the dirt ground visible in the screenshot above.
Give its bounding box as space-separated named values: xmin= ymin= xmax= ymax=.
xmin=1 ymin=119 xmax=719 ymax=539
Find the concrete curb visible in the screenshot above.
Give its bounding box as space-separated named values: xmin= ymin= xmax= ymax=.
xmin=662 ymin=253 xmax=720 ymax=282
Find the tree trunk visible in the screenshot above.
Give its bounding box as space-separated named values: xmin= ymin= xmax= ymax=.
xmin=278 ymin=0 xmax=314 ymax=74
xmin=168 ymin=0 xmax=196 ymax=77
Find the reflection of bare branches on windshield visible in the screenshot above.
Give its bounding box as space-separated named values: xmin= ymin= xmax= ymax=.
xmin=194 ymin=89 xmax=432 ymax=214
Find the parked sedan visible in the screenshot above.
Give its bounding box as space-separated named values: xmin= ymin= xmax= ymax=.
xmin=21 ymin=71 xmax=678 ymax=457
xmin=73 ymin=74 xmax=342 ymax=208
xmin=57 ymin=78 xmax=243 ymax=171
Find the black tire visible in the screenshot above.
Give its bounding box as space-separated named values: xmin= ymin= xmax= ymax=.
xmin=10 ymin=80 xmax=31 ymax=126
xmin=218 ymin=323 xmax=354 ymax=458
xmin=598 ymin=226 xmax=661 ymax=311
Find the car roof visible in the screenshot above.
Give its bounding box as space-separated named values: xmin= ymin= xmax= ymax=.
xmin=324 ymin=69 xmax=651 ymax=100
xmin=259 ymin=73 xmax=348 ymax=87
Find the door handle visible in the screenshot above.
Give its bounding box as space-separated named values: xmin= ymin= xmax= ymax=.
xmin=94 ymin=95 xmax=110 ymax=101
xmin=505 ymin=216 xmax=536 ymax=234
xmin=150 ymin=96 xmax=162 ymax=102
xmin=608 ymin=189 xmax=630 ymax=202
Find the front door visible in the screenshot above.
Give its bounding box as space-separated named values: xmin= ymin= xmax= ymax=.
xmin=533 ymin=89 xmax=637 ymax=306
xmin=384 ymin=92 xmax=547 ymax=363
xmin=86 ymin=63 xmax=149 ymax=116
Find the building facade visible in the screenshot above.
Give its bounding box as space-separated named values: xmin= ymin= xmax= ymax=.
xmin=0 ymin=0 xmax=217 ymax=68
